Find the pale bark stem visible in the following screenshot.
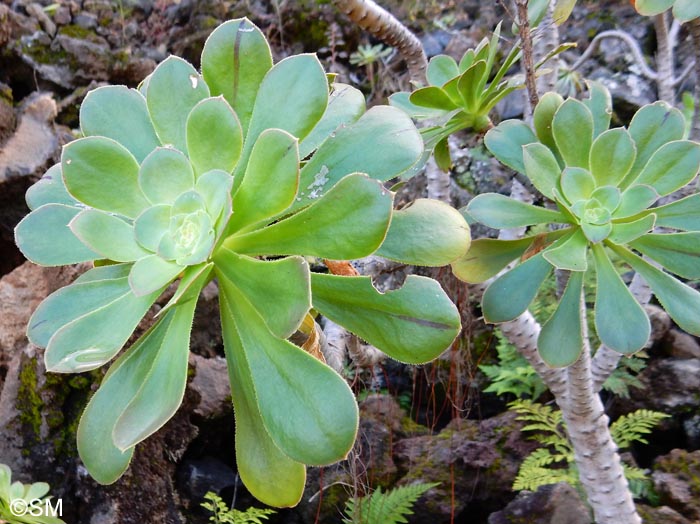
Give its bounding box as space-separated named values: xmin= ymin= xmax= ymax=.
xmin=689 ymin=18 xmax=700 ymax=140
xmin=653 ymin=12 xmax=676 ymax=103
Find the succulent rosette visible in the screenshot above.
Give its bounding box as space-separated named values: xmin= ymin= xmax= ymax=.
xmin=15 ymin=18 xmax=470 ymax=506
xmin=452 ymin=82 xmax=700 ymax=367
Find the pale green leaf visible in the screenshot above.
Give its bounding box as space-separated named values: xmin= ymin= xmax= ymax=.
xmin=589 ymin=128 xmax=636 ymax=187
xmin=538 ymin=270 xmax=584 ymax=367
xmin=482 ymin=253 xmax=552 ymax=323
xmin=219 ymin=279 xmax=358 ymax=465
xmin=523 ymin=143 xmax=561 ymax=200
xmin=128 ymin=254 xmax=183 ymax=296
xmin=560 ymin=167 xmax=595 ymax=204
xmin=581 ymin=220 xmax=612 ymax=243
xmin=112 ymin=298 xmax=197 ymax=450
xmin=650 ymin=193 xmax=700 ymax=230
xmin=15 ymin=204 xmax=99 ymax=266
xmin=376 ymin=199 xmax=471 ymax=266
xmin=582 ymin=80 xmax=613 ymax=138
xmin=299 ymin=83 xmax=366 ymax=159
xmin=467 ymin=193 xmax=566 ymax=229
xmin=186 ymin=96 xmax=243 ymax=177
xmin=613 ymin=244 xmax=700 ymax=336
xmin=195 ymin=169 xmax=233 ymax=227
xmin=201 ymin=18 xmax=273 ymax=136
xmin=533 ymin=92 xmax=564 ymax=159
xmin=311 ymin=273 xmax=461 ymax=363
xmin=293 ymin=106 xmax=422 ymax=211
xmin=409 ymin=86 xmax=458 ymax=111
xmin=673 ymin=0 xmax=700 ymax=21
xmin=228 ymin=174 xmax=392 ymax=259
xmin=592 ymin=244 xmax=650 ymax=353
xmin=542 ymin=229 xmax=588 ymax=271
xmin=553 ymin=0 xmax=577 ymax=24
xmin=230 ymin=129 xmax=299 ymax=231
xmin=139 ymin=147 xmax=195 ymax=205
xmin=219 ymin=292 xmax=306 ymax=507
xmin=26 ymin=164 xmax=78 ymax=210
xmin=215 ymin=248 xmax=310 ymax=338
xmin=80 ymin=85 xmax=160 ymax=162
xmin=158 ymin=262 xmax=212 ymax=316
xmin=630 ymin=140 xmax=700 ymax=196
xmin=608 ymin=214 xmax=656 ymax=244
xmin=451 ymin=236 xmax=537 ymax=283
xmin=484 ymin=120 xmax=538 ymax=174
xmin=62 ymin=137 xmax=150 ymax=218
xmin=134 ymin=205 xmax=169 ymax=252
xmin=146 ymin=56 xmax=209 ymax=153
xmin=624 ymin=102 xmax=685 ymax=187
xmin=70 ymin=209 xmax=148 ymax=262
xmin=613 ymin=185 xmax=658 ymax=218
xmin=630 ymin=232 xmax=700 ymax=279
xmin=634 ymin=0 xmax=674 ymax=15
xmin=427 ymin=54 xmax=460 ymax=86
xmin=552 ymin=99 xmax=594 ymax=169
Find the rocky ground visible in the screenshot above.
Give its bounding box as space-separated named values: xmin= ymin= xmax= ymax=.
xmin=1 ymin=0 xmax=699 ymax=523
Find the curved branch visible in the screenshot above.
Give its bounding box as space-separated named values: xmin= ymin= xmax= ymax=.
xmin=569 ymin=30 xmax=659 ymax=81
xmin=333 ymin=0 xmax=427 ymax=85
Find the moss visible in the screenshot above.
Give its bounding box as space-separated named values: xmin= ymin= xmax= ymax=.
xmin=16 ymin=357 xmax=43 ymax=452
xmin=58 ymin=24 xmax=95 ymax=39
xmin=20 ymin=39 xmax=69 ymax=65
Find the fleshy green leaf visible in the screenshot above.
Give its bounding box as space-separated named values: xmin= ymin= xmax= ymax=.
xmin=434 ymin=136 xmax=452 ymax=172
xmin=201 ymin=18 xmax=273 ymax=136
xmin=467 ymin=193 xmax=566 ymax=229
xmin=589 ymin=128 xmax=636 ymax=187
xmin=139 ymin=147 xmax=195 ymax=205
xmin=39 ymin=274 xmax=161 ymax=372
xmin=128 ymin=254 xmax=183 ymax=296
xmin=409 ymin=86 xmax=458 ymax=111
xmin=613 ymin=185 xmax=658 ymax=218
xmin=70 ymin=209 xmax=148 ymax=262
xmin=673 ymin=0 xmax=700 ymax=22
xmin=195 ymin=169 xmax=233 ymax=227
xmin=388 ymin=91 xmax=447 ymax=120
xmin=630 ymin=141 xmax=700 ymax=196
xmin=62 ymin=137 xmax=150 ymax=218
xmin=311 ymin=273 xmax=460 ymax=363
xmin=581 ymin=220 xmax=612 ymax=243
xmin=624 ymin=102 xmax=685 ymax=187
xmin=592 ymin=244 xmax=650 ymax=353
xmin=146 ymin=56 xmax=210 ymax=153
xmin=299 ymin=83 xmax=366 ymax=159
xmin=538 ymin=270 xmax=584 ymax=367
xmin=634 ymin=0 xmax=674 ymax=15
xmin=228 ymin=174 xmax=392 ymax=259
xmin=15 ymin=204 xmax=99 ymax=266
xmin=80 ymin=85 xmax=160 ymax=162
xmin=630 ymin=232 xmax=700 ymax=279
xmin=186 ymin=96 xmax=243 ymax=177
xmin=376 ymin=199 xmax=470 ymax=266
xmin=522 ymin=143 xmax=561 ymax=200
xmin=235 ymin=54 xmax=328 ymax=189
xmin=293 ymin=106 xmax=422 ymax=210
xmin=533 ymin=92 xmax=564 ymax=159
xmin=451 ymin=236 xmax=537 ymax=283
xmin=219 ymin=279 xmax=358 ymax=465
xmin=650 ymin=193 xmax=700 ymax=230
xmin=230 ymin=129 xmax=299 ymax=231
xmin=482 ymin=253 xmax=552 ymax=323
xmin=484 ymin=120 xmax=538 ymax=174
xmin=552 ymin=99 xmax=594 ymax=169
xmin=219 ymin=291 xmax=306 ymax=508
xmin=591 ymin=186 xmax=621 ymax=212
xmin=560 ymin=167 xmax=595 ymax=204
xmin=26 ymin=164 xmax=78 ymax=210
xmin=582 ymin=80 xmax=613 ymax=138
xmin=457 ymin=60 xmax=487 ymax=113
xmin=159 ymin=262 xmax=213 ymax=315
xmin=608 ymin=214 xmax=656 ymax=244
xmin=613 ymin=244 xmax=700 ymax=336
xmin=542 ymin=229 xmax=588 ymax=271
xmin=215 ymin=248 xmax=310 ymax=338
xmin=134 ymin=205 xmax=169 ymax=251
xmin=427 ymin=54 xmax=460 ymax=86
xmin=112 ymin=298 xmax=197 ymax=450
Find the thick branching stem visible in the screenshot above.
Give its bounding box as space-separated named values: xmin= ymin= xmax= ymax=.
xmin=333 ymin=0 xmax=427 ymax=85
xmin=690 ymin=18 xmax=700 ymax=140
xmin=514 ymin=0 xmax=540 ymax=114
xmin=653 ymin=12 xmax=675 ymax=102
xmin=558 ymin=299 xmax=641 ymax=524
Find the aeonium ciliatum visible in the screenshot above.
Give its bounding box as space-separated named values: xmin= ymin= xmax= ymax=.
xmin=452 ymin=82 xmax=700 ymax=367
xmin=14 ymin=18 xmax=471 ymax=507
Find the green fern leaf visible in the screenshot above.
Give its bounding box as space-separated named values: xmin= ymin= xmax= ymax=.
xmin=610 ymin=410 xmax=670 ymax=449
xmin=343 ymin=482 xmax=439 ymax=524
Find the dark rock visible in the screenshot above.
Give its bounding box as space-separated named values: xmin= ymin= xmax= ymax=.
xmin=637 ymin=504 xmax=693 ymax=524
xmin=487 ymin=482 xmax=591 ymax=524
xmin=629 ymin=358 xmax=700 ymax=413
xmin=647 ymin=304 xmax=672 ymax=346
xmin=178 ymin=456 xmax=237 ymax=501
xmin=588 ymin=68 xmax=656 ymax=122
xmin=683 ymin=414 xmax=700 ymax=450
xmin=73 ymin=12 xmax=99 ymax=31
xmin=53 ymin=5 xmax=72 ymax=26
xmin=189 ymin=354 xmax=230 ymax=419
xmin=662 ymin=330 xmax=700 ymax=360
xmin=394 ymin=411 xmax=538 ymax=522
xmin=421 ymin=30 xmax=453 ymax=58
xmin=653 ymin=449 xmax=700 ymax=520
xmin=0 ymin=83 xmax=15 ymax=144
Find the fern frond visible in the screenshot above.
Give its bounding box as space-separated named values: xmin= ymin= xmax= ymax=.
xmin=610 ymin=409 xmax=669 ymax=449
xmin=513 ymin=460 xmax=578 ymax=491
xmin=343 ymin=482 xmax=439 ymax=524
